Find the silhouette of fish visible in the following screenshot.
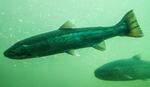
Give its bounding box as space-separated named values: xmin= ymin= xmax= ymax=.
xmin=4 ymin=10 xmax=143 ymax=59
xmin=95 ymin=55 xmax=150 ymax=81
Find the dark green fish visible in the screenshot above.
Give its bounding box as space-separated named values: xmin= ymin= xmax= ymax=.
xmin=4 ymin=10 xmax=143 ymax=59
xmin=94 ymin=55 xmax=150 ymax=81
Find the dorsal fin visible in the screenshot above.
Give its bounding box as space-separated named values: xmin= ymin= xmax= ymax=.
xmin=59 ymin=21 xmax=75 ymax=30
xmin=132 ymin=54 xmax=141 ymax=60
xmin=93 ymin=41 xmax=106 ymax=51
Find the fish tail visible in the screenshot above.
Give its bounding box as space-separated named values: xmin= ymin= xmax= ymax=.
xmin=118 ymin=10 xmax=143 ymax=37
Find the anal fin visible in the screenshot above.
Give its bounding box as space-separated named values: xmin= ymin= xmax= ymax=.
xmin=93 ymin=41 xmax=106 ymax=51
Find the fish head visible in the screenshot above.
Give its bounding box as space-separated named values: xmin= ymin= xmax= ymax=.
xmin=4 ymin=42 xmax=32 ymax=59
xmin=94 ymin=66 xmax=118 ymax=80
xmin=94 ymin=62 xmax=131 ymax=81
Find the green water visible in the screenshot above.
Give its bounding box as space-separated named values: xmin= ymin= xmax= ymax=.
xmin=0 ymin=0 xmax=150 ymax=87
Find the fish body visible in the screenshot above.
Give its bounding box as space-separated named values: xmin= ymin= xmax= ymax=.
xmin=94 ymin=55 xmax=150 ymax=81
xmin=4 ymin=10 xmax=143 ymax=59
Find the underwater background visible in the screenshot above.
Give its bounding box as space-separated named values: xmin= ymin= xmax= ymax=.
xmin=0 ymin=0 xmax=150 ymax=87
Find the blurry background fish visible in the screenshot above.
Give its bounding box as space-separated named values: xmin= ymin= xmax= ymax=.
xmin=95 ymin=55 xmax=150 ymax=81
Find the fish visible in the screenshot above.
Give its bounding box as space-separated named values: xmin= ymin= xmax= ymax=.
xmin=94 ymin=55 xmax=150 ymax=81
xmin=4 ymin=10 xmax=143 ymax=59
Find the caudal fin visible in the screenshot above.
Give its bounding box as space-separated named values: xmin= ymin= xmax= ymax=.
xmin=119 ymin=10 xmax=143 ymax=37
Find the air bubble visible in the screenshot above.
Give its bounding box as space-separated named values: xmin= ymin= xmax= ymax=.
xmin=23 ymin=62 xmax=27 ymax=64
xmin=47 ymin=14 xmax=51 ymax=17
xmin=9 ymin=27 xmax=13 ymax=31
xmin=9 ymin=34 xmax=13 ymax=38
xmin=13 ymin=64 xmax=17 ymax=67
xmin=0 ymin=12 xmax=5 ymax=15
xmin=18 ymin=19 xmax=23 ymax=23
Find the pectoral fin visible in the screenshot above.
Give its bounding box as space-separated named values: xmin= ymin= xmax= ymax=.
xmin=93 ymin=41 xmax=106 ymax=51
xmin=124 ymin=75 xmax=133 ymax=80
xmin=59 ymin=21 xmax=75 ymax=30
xmin=66 ymin=50 xmax=79 ymax=56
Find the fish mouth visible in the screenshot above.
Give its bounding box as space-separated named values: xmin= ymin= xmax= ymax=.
xmin=94 ymin=69 xmax=110 ymax=80
xmin=4 ymin=49 xmax=33 ymax=59
xmin=3 ymin=50 xmax=18 ymax=59
xmin=4 ymin=50 xmax=12 ymax=58
xmin=94 ymin=70 xmax=103 ymax=79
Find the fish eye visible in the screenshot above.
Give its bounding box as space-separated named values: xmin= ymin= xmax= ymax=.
xmin=21 ymin=51 xmax=32 ymax=56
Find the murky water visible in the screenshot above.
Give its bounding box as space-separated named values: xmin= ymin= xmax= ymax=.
xmin=0 ymin=0 xmax=150 ymax=87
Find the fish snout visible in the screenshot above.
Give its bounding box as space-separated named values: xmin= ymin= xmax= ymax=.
xmin=94 ymin=69 xmax=104 ymax=79
xmin=3 ymin=50 xmax=16 ymax=58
